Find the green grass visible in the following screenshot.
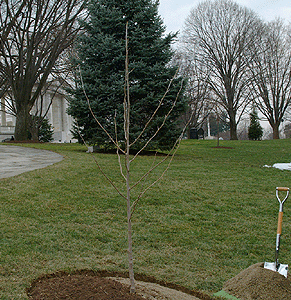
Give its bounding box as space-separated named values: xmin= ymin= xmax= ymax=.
xmin=1 ymin=139 xmax=291 ymax=298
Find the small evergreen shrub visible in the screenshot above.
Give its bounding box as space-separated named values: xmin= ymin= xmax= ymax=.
xmin=38 ymin=118 xmax=54 ymax=142
xmin=28 ymin=117 xmax=54 ymax=142
xmin=248 ymin=108 xmax=263 ymax=140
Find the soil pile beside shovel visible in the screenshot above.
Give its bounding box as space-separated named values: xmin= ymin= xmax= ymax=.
xmin=222 ymin=262 xmax=291 ymax=300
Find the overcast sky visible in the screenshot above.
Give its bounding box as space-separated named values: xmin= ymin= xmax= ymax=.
xmin=158 ymin=0 xmax=291 ymax=35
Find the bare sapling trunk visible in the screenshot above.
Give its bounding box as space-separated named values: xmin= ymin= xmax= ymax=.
xmin=124 ymin=23 xmax=135 ymax=293
xmin=78 ymin=22 xmax=191 ymax=294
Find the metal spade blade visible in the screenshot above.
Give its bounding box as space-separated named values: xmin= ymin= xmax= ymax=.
xmin=264 ymin=261 xmax=288 ymax=278
xmin=264 ymin=187 xmax=289 ymax=278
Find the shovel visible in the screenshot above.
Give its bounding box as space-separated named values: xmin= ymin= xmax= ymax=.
xmin=264 ymin=187 xmax=289 ymax=278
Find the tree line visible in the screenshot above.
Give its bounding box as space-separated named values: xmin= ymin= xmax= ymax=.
xmin=179 ymin=0 xmax=291 ymax=140
xmin=1 ymin=0 xmax=291 ymax=143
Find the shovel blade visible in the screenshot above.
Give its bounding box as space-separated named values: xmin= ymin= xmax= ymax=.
xmin=264 ymin=262 xmax=288 ymax=278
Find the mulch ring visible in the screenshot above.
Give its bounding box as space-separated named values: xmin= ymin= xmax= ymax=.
xmin=27 ymin=270 xmax=215 ymax=300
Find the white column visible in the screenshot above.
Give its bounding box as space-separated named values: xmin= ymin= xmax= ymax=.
xmin=1 ymin=97 xmax=6 ymax=126
xmin=207 ymin=116 xmax=211 ymax=137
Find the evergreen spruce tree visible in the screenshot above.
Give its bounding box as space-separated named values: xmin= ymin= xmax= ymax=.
xmin=27 ymin=117 xmax=54 ymax=142
xmin=68 ymin=0 xmax=186 ymax=151
xmin=38 ymin=118 xmax=54 ymax=143
xmin=248 ymin=107 xmax=263 ymax=140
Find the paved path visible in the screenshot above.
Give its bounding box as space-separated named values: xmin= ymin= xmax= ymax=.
xmin=0 ymin=145 xmax=63 ymax=179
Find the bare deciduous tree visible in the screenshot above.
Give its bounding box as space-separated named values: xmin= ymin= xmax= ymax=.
xmin=182 ymin=0 xmax=263 ymax=140
xmin=175 ymin=52 xmax=213 ymax=138
xmin=0 ymin=0 xmax=27 ymax=99
xmin=0 ymin=0 xmax=86 ymax=140
xmin=249 ymin=19 xmax=291 ymax=139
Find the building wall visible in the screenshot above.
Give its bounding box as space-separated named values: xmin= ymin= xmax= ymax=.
xmin=0 ymin=90 xmax=77 ymax=143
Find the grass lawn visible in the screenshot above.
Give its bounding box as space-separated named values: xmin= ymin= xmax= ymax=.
xmin=1 ymin=139 xmax=291 ymax=298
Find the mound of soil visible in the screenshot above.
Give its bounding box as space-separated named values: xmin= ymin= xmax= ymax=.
xmin=27 ymin=273 xmax=144 ymax=300
xmin=223 ymin=262 xmax=291 ymax=300
xmin=27 ymin=270 xmax=215 ymax=300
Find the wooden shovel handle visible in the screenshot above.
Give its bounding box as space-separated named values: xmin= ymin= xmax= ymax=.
xmin=277 ymin=211 xmax=284 ymax=234
xmin=277 ymin=187 xmax=289 ymax=191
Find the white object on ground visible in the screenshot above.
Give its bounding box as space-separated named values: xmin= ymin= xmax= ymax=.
xmin=263 ymin=163 xmax=291 ymax=170
xmin=272 ymin=163 xmax=291 ymax=170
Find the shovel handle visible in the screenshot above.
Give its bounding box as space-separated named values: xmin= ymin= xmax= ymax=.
xmin=277 ymin=211 xmax=284 ymax=234
xmin=276 ymin=187 xmax=289 ymax=206
xmin=277 ymin=187 xmax=289 ymax=192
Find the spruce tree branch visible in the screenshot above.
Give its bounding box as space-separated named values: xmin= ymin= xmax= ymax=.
xmin=78 ymin=65 xmax=125 ymax=154
xmin=129 ymin=88 xmax=198 ymax=218
xmin=129 ymin=77 xmax=184 ymax=163
xmin=129 ymin=68 xmax=179 ymax=148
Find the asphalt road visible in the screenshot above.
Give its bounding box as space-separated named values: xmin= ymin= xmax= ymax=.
xmin=0 ymin=145 xmax=63 ymax=179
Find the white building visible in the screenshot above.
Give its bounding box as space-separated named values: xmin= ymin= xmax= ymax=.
xmin=0 ymin=88 xmax=76 ymax=143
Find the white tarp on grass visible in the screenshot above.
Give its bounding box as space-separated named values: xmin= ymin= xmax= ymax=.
xmin=264 ymin=163 xmax=291 ymax=170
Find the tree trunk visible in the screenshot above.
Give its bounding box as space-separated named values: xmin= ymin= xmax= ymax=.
xmin=126 ymin=130 xmax=135 ymax=293
xmin=186 ymin=127 xmax=190 ymax=139
xmin=14 ymin=107 xmax=30 ymax=141
xmin=229 ymin=113 xmax=238 ymax=140
xmin=272 ymin=124 xmax=280 ymax=139
xmin=29 ymin=123 xmax=39 ymax=141
xmin=127 ymin=194 xmax=135 ymax=293
xmin=230 ymin=125 xmax=238 ymax=140
xmin=216 ymin=114 xmax=220 ymax=147
xmin=29 ymin=115 xmax=40 ymax=141
xmin=125 ymin=22 xmax=135 ymax=293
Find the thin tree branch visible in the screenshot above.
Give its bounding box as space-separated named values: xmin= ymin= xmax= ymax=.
xmin=76 ymin=120 xmax=126 ymax=200
xmin=78 ymin=65 xmax=125 ymax=154
xmin=129 ymin=77 xmax=184 ymax=163
xmin=129 ymin=68 xmax=179 ymax=147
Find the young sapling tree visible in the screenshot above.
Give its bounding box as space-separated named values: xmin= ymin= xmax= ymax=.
xmin=77 ymin=23 xmax=189 ymax=293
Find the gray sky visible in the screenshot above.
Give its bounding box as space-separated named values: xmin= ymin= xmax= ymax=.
xmin=158 ymin=0 xmax=291 ymax=34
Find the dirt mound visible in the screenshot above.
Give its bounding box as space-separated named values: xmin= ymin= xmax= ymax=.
xmin=27 ymin=273 xmax=146 ymax=300
xmin=223 ymin=262 xmax=291 ymax=300
xmin=27 ymin=270 xmax=215 ymax=300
